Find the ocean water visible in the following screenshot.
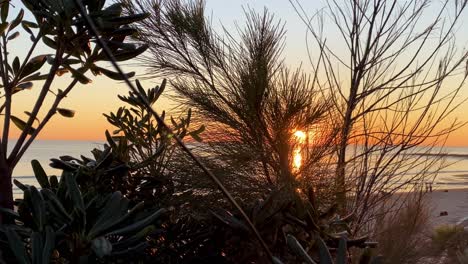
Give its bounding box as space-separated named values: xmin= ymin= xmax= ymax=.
xmin=9 ymin=141 xmax=468 ymax=197
xmin=11 ymin=140 xmax=104 ymax=197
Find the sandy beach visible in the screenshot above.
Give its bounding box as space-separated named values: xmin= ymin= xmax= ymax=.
xmin=427 ymin=188 xmax=468 ymax=227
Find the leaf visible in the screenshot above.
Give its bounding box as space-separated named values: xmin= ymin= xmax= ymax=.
xmin=42 ymin=36 xmax=57 ymax=49
xmin=107 ymin=208 xmax=167 ymax=236
xmin=286 ymin=235 xmax=317 ymax=264
xmin=91 ymin=237 xmax=112 ymax=258
xmin=189 ymin=125 xmax=205 ymax=142
xmin=5 ymin=228 xmax=29 ymax=264
xmin=10 ymin=115 xmax=35 ymax=135
xmin=20 ymin=55 xmax=47 ymax=78
xmin=315 ymin=235 xmax=333 ymax=264
xmin=12 ymin=56 xmax=19 ymax=74
xmin=0 ymin=22 xmax=8 ymax=34
xmin=9 ymin=9 xmax=23 ymax=31
xmin=97 ymin=45 xmax=148 ymax=62
xmin=337 ymin=237 xmax=347 ymax=264
xmin=21 ymin=20 xmax=36 ymax=35
xmin=49 ymin=175 xmax=59 ymax=189
xmin=31 ymin=159 xmax=50 ymax=189
xmin=42 ymin=226 xmax=55 ymax=264
xmin=29 ymin=186 xmax=46 ymax=231
xmin=97 ymin=67 xmax=135 ymax=80
xmin=7 ymin=31 xmax=19 ymax=40
xmin=57 ymin=108 xmax=75 ymax=118
xmin=108 ymin=13 xmax=150 ymax=25
xmin=24 ymin=111 xmax=40 ymax=124
xmin=14 ymin=82 xmax=33 ymax=91
xmin=31 ymin=232 xmax=44 ymax=264
xmin=68 ymin=67 xmax=91 ymax=84
xmin=1 ymin=1 xmax=9 ymax=22
xmin=13 ymin=179 xmax=28 ymax=191
xmin=0 ymin=207 xmax=19 ymax=218
xmin=64 ymin=173 xmax=85 ymax=214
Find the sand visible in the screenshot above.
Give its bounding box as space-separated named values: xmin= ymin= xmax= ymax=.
xmin=426 ymin=188 xmax=468 ymax=227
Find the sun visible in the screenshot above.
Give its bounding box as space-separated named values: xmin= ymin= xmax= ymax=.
xmin=292 ymin=130 xmax=307 ymax=171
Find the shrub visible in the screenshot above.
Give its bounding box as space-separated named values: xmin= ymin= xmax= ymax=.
xmin=373 ymin=192 xmax=431 ymax=263
xmin=0 ymin=160 xmax=166 ymax=263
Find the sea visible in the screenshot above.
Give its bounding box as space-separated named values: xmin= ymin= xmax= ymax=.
xmin=9 ymin=141 xmax=468 ymax=198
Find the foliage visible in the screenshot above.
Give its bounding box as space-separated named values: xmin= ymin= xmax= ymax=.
xmin=120 ymin=0 xmax=337 ymax=189
xmin=50 ymin=79 xmax=206 ymax=211
xmin=0 ymin=0 xmax=149 ymax=219
xmin=291 ymin=0 xmax=468 ymax=223
xmin=432 ymin=224 xmax=467 ymax=251
xmin=0 ymin=160 xmax=166 ymax=263
xmin=204 ymin=187 xmax=379 ymax=263
xmin=373 ymin=192 xmax=430 ymax=264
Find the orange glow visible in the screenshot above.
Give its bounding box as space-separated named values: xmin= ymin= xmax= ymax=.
xmin=292 ymin=130 xmax=306 ymax=172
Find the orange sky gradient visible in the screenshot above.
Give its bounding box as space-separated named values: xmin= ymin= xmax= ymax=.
xmin=4 ymin=0 xmax=468 ymax=146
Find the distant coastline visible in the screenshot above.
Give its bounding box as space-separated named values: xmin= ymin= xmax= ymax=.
xmin=407 ymin=152 xmax=468 ymax=158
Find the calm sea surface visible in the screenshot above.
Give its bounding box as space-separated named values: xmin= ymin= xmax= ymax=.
xmin=9 ymin=141 xmax=468 ymax=197
xmin=11 ymin=140 xmax=104 ymax=197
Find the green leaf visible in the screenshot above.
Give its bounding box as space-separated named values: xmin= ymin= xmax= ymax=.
xmin=91 ymin=237 xmax=113 ymax=258
xmin=337 ymin=237 xmax=347 ymax=264
xmin=31 ymin=160 xmax=50 ymax=189
xmin=49 ymin=175 xmax=59 ymax=188
xmin=29 ymin=186 xmax=46 ymax=231
xmin=22 ymin=72 xmax=48 ymax=82
xmin=10 ymin=115 xmax=35 ymax=135
xmin=24 ymin=111 xmax=40 ymax=124
xmin=0 ymin=207 xmax=19 ymax=218
xmin=0 ymin=22 xmax=8 ymax=34
xmin=64 ymin=173 xmax=85 ymax=214
xmin=5 ymin=228 xmax=29 ymax=264
xmin=1 ymin=1 xmax=9 ymax=22
xmin=20 ymin=55 xmax=48 ymax=78
xmin=42 ymin=36 xmax=57 ymax=49
xmin=68 ymin=67 xmax=91 ymax=84
xmin=97 ymin=67 xmax=135 ymax=80
xmin=189 ymin=125 xmax=205 ymax=142
xmin=14 ymin=82 xmax=33 ymax=91
xmin=286 ymin=234 xmax=317 ymax=264
xmin=12 ymin=56 xmax=19 ymax=75
xmin=9 ymin=9 xmax=23 ymax=31
xmin=7 ymin=31 xmax=19 ymax=40
xmin=13 ymin=179 xmax=28 ymax=191
xmin=41 ymin=189 xmax=72 ymax=222
xmin=108 ymin=13 xmax=150 ymax=25
xmin=42 ymin=226 xmax=55 ymax=264
xmin=57 ymin=108 xmax=75 ymax=118
xmin=31 ymin=232 xmax=44 ymax=264
xmin=21 ymin=20 xmax=36 ymax=35
xmin=316 ymin=235 xmax=333 ymax=264
xmin=107 ymin=208 xmax=167 ymax=236
xmin=97 ymin=45 xmax=148 ymax=62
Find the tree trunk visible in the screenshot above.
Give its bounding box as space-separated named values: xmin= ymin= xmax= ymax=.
xmin=335 ymin=101 xmax=354 ymax=212
xmin=0 ymin=165 xmax=13 ymax=224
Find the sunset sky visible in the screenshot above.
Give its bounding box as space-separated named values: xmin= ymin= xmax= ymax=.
xmin=6 ymin=0 xmax=468 ymax=146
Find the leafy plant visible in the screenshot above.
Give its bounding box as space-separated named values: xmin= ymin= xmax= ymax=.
xmin=203 ymin=187 xmax=378 ymax=263
xmin=49 ymin=79 xmax=205 ymax=210
xmin=0 ymin=160 xmax=166 ymax=263
xmin=0 ymin=0 xmax=149 ymax=222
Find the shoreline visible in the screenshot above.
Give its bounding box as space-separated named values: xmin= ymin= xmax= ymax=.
xmin=422 ymin=188 xmax=468 ymax=226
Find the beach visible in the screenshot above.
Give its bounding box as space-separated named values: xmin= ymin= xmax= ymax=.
xmin=427 ymin=188 xmax=468 ymax=227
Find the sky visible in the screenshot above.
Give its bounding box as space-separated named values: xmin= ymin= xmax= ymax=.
xmin=5 ymin=0 xmax=468 ymax=146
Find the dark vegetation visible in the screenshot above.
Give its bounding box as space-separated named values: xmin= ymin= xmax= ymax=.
xmin=0 ymin=0 xmax=468 ymax=263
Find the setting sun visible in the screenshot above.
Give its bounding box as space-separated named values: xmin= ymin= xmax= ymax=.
xmin=293 ymin=130 xmax=307 ymax=171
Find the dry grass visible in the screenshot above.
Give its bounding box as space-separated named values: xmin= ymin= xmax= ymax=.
xmin=372 ymin=192 xmax=431 ymax=264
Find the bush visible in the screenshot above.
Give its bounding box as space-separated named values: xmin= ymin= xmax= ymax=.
xmin=373 ymin=192 xmax=431 ymax=263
